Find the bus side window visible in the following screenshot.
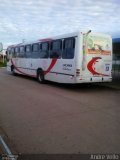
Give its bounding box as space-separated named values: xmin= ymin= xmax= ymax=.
xmin=25 ymin=45 xmax=31 ymax=58
xmin=32 ymin=43 xmax=40 ymax=58
xmin=11 ymin=48 xmax=16 ymax=58
xmin=62 ymin=37 xmax=75 ymax=59
xmin=19 ymin=46 xmax=25 ymax=58
xmin=40 ymin=42 xmax=49 ymax=58
xmin=50 ymin=40 xmax=62 ymax=59
xmin=15 ymin=47 xmax=20 ymax=57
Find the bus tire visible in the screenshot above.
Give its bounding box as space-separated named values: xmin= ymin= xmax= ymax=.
xmin=37 ymin=69 xmax=45 ymax=83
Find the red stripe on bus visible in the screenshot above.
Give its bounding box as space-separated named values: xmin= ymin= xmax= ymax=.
xmin=11 ymin=59 xmax=36 ymax=77
xmin=44 ymin=58 xmax=57 ymax=75
xmin=87 ymin=57 xmax=109 ymax=76
xmin=38 ymin=38 xmax=52 ymax=42
xmin=11 ymin=58 xmax=57 ymax=77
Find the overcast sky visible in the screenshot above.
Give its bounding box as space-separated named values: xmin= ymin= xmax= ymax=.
xmin=0 ymin=0 xmax=120 ymax=48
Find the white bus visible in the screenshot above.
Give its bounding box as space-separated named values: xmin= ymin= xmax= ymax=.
xmin=6 ymin=30 xmax=112 ymax=84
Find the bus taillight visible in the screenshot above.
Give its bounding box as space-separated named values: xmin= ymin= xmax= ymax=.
xmin=76 ymin=69 xmax=80 ymax=76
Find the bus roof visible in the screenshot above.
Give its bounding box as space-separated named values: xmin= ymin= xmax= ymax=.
xmin=7 ymin=30 xmax=111 ymax=48
xmin=7 ymin=31 xmax=80 ymax=48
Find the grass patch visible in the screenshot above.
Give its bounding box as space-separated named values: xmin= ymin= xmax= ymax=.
xmin=0 ymin=61 xmax=7 ymax=67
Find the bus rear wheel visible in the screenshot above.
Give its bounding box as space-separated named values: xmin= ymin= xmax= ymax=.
xmin=37 ymin=70 xmax=45 ymax=83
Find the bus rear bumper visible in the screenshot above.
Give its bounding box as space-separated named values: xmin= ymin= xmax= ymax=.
xmin=76 ymin=76 xmax=112 ymax=83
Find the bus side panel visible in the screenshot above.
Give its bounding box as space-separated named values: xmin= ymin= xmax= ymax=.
xmin=44 ymin=59 xmax=75 ymax=83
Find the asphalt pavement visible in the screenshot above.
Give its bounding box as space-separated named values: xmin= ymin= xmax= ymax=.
xmin=0 ymin=68 xmax=120 ymax=156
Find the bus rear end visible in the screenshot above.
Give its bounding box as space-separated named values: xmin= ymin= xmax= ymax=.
xmin=79 ymin=32 xmax=112 ymax=83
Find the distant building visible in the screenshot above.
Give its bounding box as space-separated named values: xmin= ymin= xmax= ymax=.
xmin=112 ymin=38 xmax=120 ymax=79
xmin=0 ymin=49 xmax=7 ymax=63
xmin=112 ymin=38 xmax=120 ymax=59
xmin=113 ymin=38 xmax=120 ymax=43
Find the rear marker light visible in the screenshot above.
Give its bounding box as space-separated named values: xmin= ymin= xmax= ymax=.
xmin=76 ymin=69 xmax=80 ymax=76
